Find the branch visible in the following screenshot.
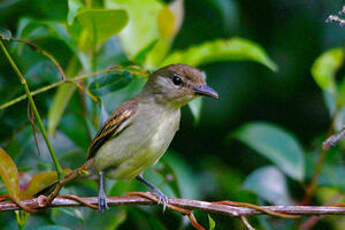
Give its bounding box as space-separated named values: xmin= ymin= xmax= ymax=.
xmin=241 ymin=216 xmax=256 ymax=230
xmin=2 ymin=195 xmax=345 ymax=216
xmin=0 ymin=39 xmax=63 ymax=179
xmin=0 ymin=65 xmax=149 ymax=111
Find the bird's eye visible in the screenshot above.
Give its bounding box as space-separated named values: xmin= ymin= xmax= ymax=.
xmin=172 ymin=75 xmax=182 ymax=85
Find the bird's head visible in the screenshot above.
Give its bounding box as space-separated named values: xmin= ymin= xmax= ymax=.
xmin=143 ymin=64 xmax=218 ymax=108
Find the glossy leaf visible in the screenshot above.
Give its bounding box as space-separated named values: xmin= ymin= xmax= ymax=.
xmin=25 ymin=61 xmax=62 ymax=85
xmin=243 ymin=166 xmax=293 ymax=205
xmin=202 ymin=156 xmax=255 ymax=202
xmin=88 ymin=71 xmax=133 ymax=96
xmin=168 ymin=0 xmax=184 ymax=37
xmin=16 ymin=18 xmax=76 ymax=52
xmin=133 ymin=39 xmax=158 ymax=63
xmin=323 ymin=91 xmax=337 ymax=117
xmin=334 ymin=106 xmax=345 ymax=132
xmin=157 ymin=160 xmax=181 ymax=198
xmin=318 ymin=164 xmax=345 ymax=191
xmin=21 ymin=169 xmax=72 ymax=199
xmin=161 ymin=37 xmax=278 ymax=72
xmin=311 ymin=47 xmax=344 ymax=94
xmin=164 ymin=152 xmax=202 ymax=199
xmin=37 ymin=226 xmax=72 ymax=230
xmin=233 ymin=122 xmax=305 ymax=181
xmin=73 ymin=9 xmax=128 ymax=47
xmin=188 ymin=72 xmax=206 ymax=123
xmin=188 ymin=97 xmax=202 ymax=124
xmin=0 ymin=27 xmax=12 ymax=40
xmin=86 ymin=207 xmax=127 ymax=229
xmin=105 ymin=0 xmax=163 ymax=58
xmin=67 ymin=0 xmax=85 ymax=25
xmin=48 ymin=85 xmax=77 ymax=137
xmin=48 ymin=59 xmax=79 ymax=137
xmin=336 ymin=75 xmax=345 ymax=107
xmin=145 ymin=0 xmax=184 ymax=67
xmin=208 ymin=215 xmax=216 ymax=230
xmin=127 ymin=208 xmax=167 ymax=230
xmin=0 ymin=148 xmax=20 ymax=203
xmin=157 ymin=6 xmax=175 ymax=40
xmin=51 ymin=207 xmax=85 ymax=228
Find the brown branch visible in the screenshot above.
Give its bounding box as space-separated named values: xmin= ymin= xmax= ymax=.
xmin=2 ymin=194 xmax=345 ymax=217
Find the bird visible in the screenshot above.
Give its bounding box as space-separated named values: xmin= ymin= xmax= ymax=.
xmin=87 ymin=63 xmax=218 ymax=212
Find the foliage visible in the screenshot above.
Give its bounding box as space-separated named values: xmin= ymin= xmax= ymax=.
xmin=1 ymin=0 xmax=345 ymax=229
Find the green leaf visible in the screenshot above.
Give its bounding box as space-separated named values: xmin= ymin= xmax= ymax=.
xmin=243 ymin=166 xmax=294 ymax=205
xmin=48 ymin=58 xmax=79 ymax=137
xmin=109 ymin=180 xmax=134 ymax=196
xmin=336 ymin=75 xmax=345 ymax=107
xmin=233 ymin=122 xmax=305 ymax=181
xmin=105 ymin=0 xmax=163 ymax=58
xmin=88 ymin=71 xmax=133 ymax=96
xmin=318 ymin=165 xmax=345 ymax=191
xmin=188 ymin=97 xmax=202 ymax=124
xmin=208 ymin=215 xmax=216 ymax=230
xmin=145 ymin=0 xmax=184 ymax=68
xmin=67 ymin=0 xmax=85 ymax=25
xmin=127 ymin=208 xmax=168 ymax=230
xmin=311 ymin=48 xmax=344 ymax=94
xmin=80 ymin=208 xmax=127 ymax=230
xmin=133 ymin=39 xmax=159 ymax=63
xmin=0 ymin=27 xmax=12 ymax=40
xmin=21 ymin=169 xmax=72 ymax=199
xmin=16 ymin=18 xmax=76 ymax=53
xmin=0 ymin=148 xmax=20 ymax=203
xmin=161 ymin=37 xmax=278 ymax=72
xmin=163 ymin=152 xmax=202 ymax=199
xmin=143 ymin=6 xmax=174 ymax=67
xmin=48 ymin=84 xmax=77 ymax=137
xmin=334 ymin=105 xmax=345 ymax=132
xmin=73 ymin=9 xmax=128 ymax=48
xmin=323 ymin=91 xmax=337 ymax=117
xmin=37 ymin=226 xmax=72 ymax=230
xmin=157 ymin=160 xmax=182 ymax=198
xmin=168 ymin=0 xmax=184 ymax=37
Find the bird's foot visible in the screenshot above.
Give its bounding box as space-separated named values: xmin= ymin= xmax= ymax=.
xmin=152 ymin=188 xmax=168 ymax=212
xmin=98 ymin=189 xmax=109 ymax=213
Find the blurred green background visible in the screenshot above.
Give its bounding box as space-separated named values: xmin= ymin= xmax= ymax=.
xmin=1 ymin=0 xmax=345 ymax=229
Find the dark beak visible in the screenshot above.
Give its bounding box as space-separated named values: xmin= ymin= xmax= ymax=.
xmin=193 ymin=85 xmax=219 ymax=99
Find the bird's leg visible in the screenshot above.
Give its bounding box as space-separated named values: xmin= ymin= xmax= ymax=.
xmin=136 ymin=174 xmax=168 ymax=211
xmin=98 ymin=171 xmax=109 ymax=213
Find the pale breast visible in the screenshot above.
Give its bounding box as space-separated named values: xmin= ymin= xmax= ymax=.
xmin=94 ymin=102 xmax=181 ymax=180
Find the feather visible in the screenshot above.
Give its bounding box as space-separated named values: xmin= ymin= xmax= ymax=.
xmin=87 ymin=99 xmax=138 ymax=159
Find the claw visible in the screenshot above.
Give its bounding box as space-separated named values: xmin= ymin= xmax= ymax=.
xmin=136 ymin=175 xmax=169 ymax=212
xmin=98 ymin=190 xmax=109 ymax=213
xmin=152 ymin=188 xmax=168 ymax=212
xmin=98 ymin=171 xmax=109 ymax=213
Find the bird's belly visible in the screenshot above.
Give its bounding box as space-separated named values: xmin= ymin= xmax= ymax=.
xmin=94 ymin=108 xmax=180 ymax=180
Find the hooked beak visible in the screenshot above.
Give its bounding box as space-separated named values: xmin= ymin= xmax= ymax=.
xmin=193 ymin=85 xmax=219 ymax=99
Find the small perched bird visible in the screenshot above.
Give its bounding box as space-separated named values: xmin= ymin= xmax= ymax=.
xmin=88 ymin=64 xmax=218 ymax=212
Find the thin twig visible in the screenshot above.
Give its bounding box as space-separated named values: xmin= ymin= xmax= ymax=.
xmin=0 ymin=39 xmax=63 ymax=179
xmin=2 ymin=195 xmax=345 ymax=216
xmin=27 ymin=102 xmax=41 ymax=156
xmin=12 ymin=38 xmax=67 ymax=80
xmin=240 ymin=216 xmax=256 ymax=230
xmin=0 ymin=66 xmax=149 ymax=110
xmin=214 ymin=200 xmax=300 ymax=219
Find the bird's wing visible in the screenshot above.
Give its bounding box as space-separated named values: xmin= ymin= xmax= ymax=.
xmin=87 ymin=99 xmax=138 ymax=160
